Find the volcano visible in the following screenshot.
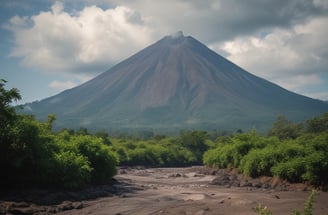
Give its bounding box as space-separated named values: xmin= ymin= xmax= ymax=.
xmin=24 ymin=31 xmax=328 ymax=133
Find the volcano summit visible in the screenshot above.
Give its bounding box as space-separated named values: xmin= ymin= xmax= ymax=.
xmin=24 ymin=32 xmax=328 ymax=132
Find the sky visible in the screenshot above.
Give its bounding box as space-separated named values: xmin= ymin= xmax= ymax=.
xmin=1 ymin=0 xmax=328 ymax=104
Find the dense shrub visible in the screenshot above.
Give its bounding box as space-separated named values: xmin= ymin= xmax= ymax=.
xmin=302 ymin=152 xmax=328 ymax=185
xmin=177 ymin=130 xmax=209 ymax=162
xmin=203 ymin=119 xmax=328 ymax=186
xmin=1 ymin=117 xmax=118 ymax=189
xmin=111 ymin=136 xmax=198 ymax=167
xmin=0 ymin=114 xmax=58 ymax=187
xmin=240 ymin=142 xmax=305 ymax=178
xmin=239 ymin=148 xmax=274 ymax=177
xmin=293 ymin=133 xmax=328 ymax=185
xmin=270 ymin=157 xmax=306 ymax=183
xmin=51 ymin=151 xmax=92 ymax=189
xmin=0 ymin=81 xmax=118 ymax=189
xmin=55 ymin=133 xmax=118 ymax=185
xmin=203 ymin=131 xmax=277 ymax=169
xmin=203 ymin=144 xmax=234 ymax=168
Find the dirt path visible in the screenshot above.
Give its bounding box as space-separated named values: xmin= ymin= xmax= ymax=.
xmin=56 ymin=167 xmax=328 ymax=215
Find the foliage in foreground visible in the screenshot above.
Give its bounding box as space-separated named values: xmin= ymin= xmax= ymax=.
xmin=203 ymin=114 xmax=328 ymax=186
xmin=292 ymin=190 xmax=317 ymax=215
xmin=256 ymin=204 xmax=273 ymax=215
xmin=256 ymin=190 xmax=317 ymax=215
xmin=0 ymin=80 xmax=117 ymax=189
xmin=0 ymin=114 xmax=118 ymax=189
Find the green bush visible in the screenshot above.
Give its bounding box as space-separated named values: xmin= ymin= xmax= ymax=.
xmin=1 ymin=81 xmax=119 ymax=189
xmin=110 ymin=136 xmax=198 ymax=167
xmin=177 ymin=130 xmax=209 ymax=163
xmin=203 ymin=144 xmax=234 ymax=168
xmin=114 ymin=138 xmax=187 ymax=167
xmin=56 ymin=134 xmax=118 ymax=185
xmin=271 ymin=157 xmax=306 ymax=183
xmin=203 ymin=123 xmax=328 ymax=186
xmin=240 ymin=147 xmax=279 ymax=177
xmin=115 ymin=147 xmax=129 ymax=164
xmin=295 ymin=133 xmax=328 ymax=185
xmin=1 ymin=114 xmax=118 ymax=189
xmin=240 ymin=142 xmax=305 ymax=178
xmin=51 ymin=151 xmax=92 ymax=189
xmin=302 ymin=152 xmax=328 ymax=185
xmin=203 ymin=131 xmax=277 ymax=169
xmin=1 ymin=114 xmax=58 ymax=186
xmin=128 ymin=147 xmax=157 ymax=165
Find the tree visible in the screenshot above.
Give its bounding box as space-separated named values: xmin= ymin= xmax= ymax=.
xmin=77 ymin=127 xmax=89 ymax=135
xmin=0 ymin=81 xmax=119 ymax=189
xmin=94 ymin=130 xmax=112 ymax=145
xmin=0 ymin=80 xmax=22 ymax=186
xmin=46 ymin=114 xmax=56 ymax=131
xmin=268 ymin=116 xmax=303 ymax=140
xmin=178 ymin=130 xmax=209 ymax=163
xmin=306 ymin=112 xmax=328 ymax=133
xmin=0 ymin=81 xmax=64 ymax=188
xmin=0 ymin=79 xmax=21 ymax=127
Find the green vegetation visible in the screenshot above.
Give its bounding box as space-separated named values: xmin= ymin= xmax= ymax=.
xmin=54 ymin=132 xmax=118 ymax=186
xmin=110 ymin=130 xmax=210 ymax=167
xmin=0 ymin=80 xmax=117 ymax=189
xmin=204 ymin=114 xmax=328 ymax=187
xmin=256 ymin=204 xmax=273 ymax=215
xmin=256 ymin=190 xmax=317 ymax=215
xmin=292 ymin=190 xmax=317 ymax=215
xmin=1 ymin=80 xmax=328 ymax=190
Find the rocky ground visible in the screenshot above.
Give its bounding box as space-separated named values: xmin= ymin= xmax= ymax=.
xmin=1 ymin=166 xmax=328 ymax=215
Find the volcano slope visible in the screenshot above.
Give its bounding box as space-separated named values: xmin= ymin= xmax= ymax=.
xmin=23 ymin=32 xmax=328 ymax=132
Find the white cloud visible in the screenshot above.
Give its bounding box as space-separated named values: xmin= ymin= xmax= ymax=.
xmin=6 ymin=1 xmax=328 ymax=78
xmin=313 ymin=0 xmax=328 ymax=9
xmin=218 ymin=16 xmax=328 ymax=94
xmin=6 ymin=1 xmax=154 ymax=74
xmin=304 ymin=91 xmax=328 ymax=101
xmin=276 ymin=74 xmax=323 ymax=92
xmin=4 ymin=0 xmax=328 ymax=101
xmin=219 ymin=30 xmax=301 ymax=80
xmin=49 ymin=80 xmax=77 ymax=90
xmin=51 ymin=1 xmax=64 ymax=15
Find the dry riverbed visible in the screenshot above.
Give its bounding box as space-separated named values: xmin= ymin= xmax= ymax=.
xmin=1 ymin=166 xmax=328 ymax=215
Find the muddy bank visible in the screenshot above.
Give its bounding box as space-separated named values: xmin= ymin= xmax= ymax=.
xmin=1 ymin=166 xmax=327 ymax=215
xmin=0 ymin=179 xmax=130 ymax=215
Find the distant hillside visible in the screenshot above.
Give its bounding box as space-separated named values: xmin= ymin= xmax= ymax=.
xmin=22 ymin=31 xmax=328 ymax=133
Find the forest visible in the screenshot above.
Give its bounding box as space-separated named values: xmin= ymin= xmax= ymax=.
xmin=1 ymin=79 xmax=328 ymax=190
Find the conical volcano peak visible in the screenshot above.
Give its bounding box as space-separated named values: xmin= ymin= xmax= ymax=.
xmin=161 ymin=31 xmax=187 ymax=45
xmin=169 ymin=31 xmax=184 ymax=39
xmin=25 ymin=32 xmax=328 ymax=132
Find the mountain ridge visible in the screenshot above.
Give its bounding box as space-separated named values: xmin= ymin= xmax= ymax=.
xmin=23 ymin=32 xmax=328 ymax=132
